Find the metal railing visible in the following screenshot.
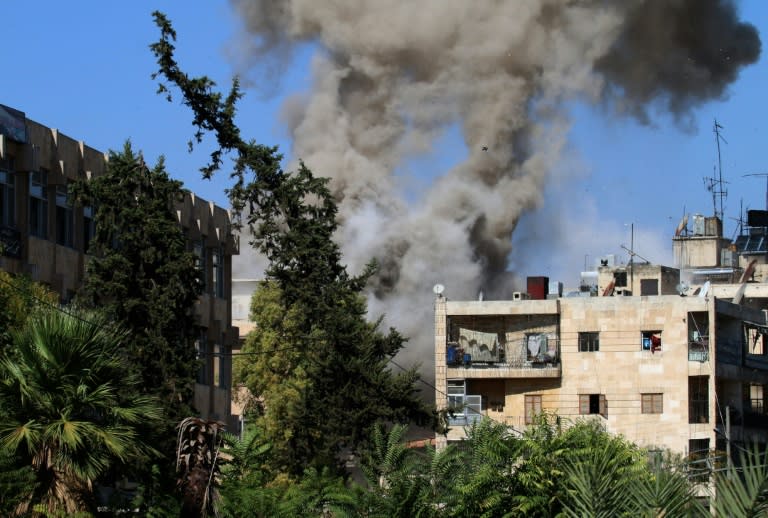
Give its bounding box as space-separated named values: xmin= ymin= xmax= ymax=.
xmin=446 ymin=338 xmax=560 ymax=369
xmin=688 ymin=339 xmax=709 ymax=362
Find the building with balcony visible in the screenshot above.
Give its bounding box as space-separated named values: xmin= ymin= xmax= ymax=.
xmin=0 ymin=103 xmax=239 ymax=429
xmin=435 ymin=285 xmax=768 ymax=456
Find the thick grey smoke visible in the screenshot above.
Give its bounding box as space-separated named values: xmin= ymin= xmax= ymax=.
xmin=228 ymin=0 xmax=759 ymax=377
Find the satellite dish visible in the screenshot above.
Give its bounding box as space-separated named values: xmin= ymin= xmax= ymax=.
xmin=433 ymin=284 xmax=445 ymax=295
xmin=676 ymin=281 xmax=690 ymax=296
xmin=698 ymin=281 xmax=711 ymax=299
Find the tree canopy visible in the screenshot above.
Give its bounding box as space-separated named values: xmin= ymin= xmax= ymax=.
xmin=151 ymin=11 xmax=433 ymax=476
xmin=73 ymin=141 xmax=202 ymax=419
xmin=0 ymin=307 xmax=162 ymax=515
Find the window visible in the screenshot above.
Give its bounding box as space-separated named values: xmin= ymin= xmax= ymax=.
xmin=642 ymin=330 xmax=662 ymax=352
xmin=212 ymin=246 xmax=224 ymax=298
xmin=640 ymin=278 xmax=659 ymax=295
xmin=525 ymin=395 xmax=542 ymax=424
xmin=745 ymin=383 xmax=766 ymax=414
xmin=219 ymin=344 xmax=231 ymax=389
xmin=641 ymin=393 xmax=663 ymax=414
xmin=193 ymin=240 xmax=207 ymax=290
xmin=29 ymin=169 xmax=48 ymax=238
xmin=689 ymin=376 xmax=709 ymax=423
xmin=446 ymin=379 xmax=481 ymax=425
xmin=55 ymin=184 xmax=73 ymax=247
xmin=196 ymin=333 xmax=209 ymax=385
xmin=578 ymin=332 xmax=600 ymax=352
xmin=614 ymin=271 xmax=627 ymax=287
xmin=746 ymin=326 xmax=767 ymax=355
xmin=0 ymin=157 xmax=15 ymax=228
xmin=688 ymin=438 xmax=711 ymax=483
xmin=579 ymin=394 xmax=607 ymax=417
xmin=83 ymin=205 xmax=95 ymax=252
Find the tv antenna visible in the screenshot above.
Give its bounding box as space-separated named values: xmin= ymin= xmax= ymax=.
xmin=703 ymin=119 xmax=728 ymax=221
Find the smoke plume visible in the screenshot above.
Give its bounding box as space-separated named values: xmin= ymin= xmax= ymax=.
xmin=228 ymin=0 xmax=760 ymax=380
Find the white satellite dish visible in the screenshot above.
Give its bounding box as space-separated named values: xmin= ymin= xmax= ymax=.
xmin=433 ymin=284 xmax=445 ymax=295
xmin=698 ymin=281 xmax=711 ymax=299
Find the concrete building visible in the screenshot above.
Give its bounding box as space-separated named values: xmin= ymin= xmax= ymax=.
xmin=0 ymin=104 xmax=239 ymax=429
xmin=435 ymin=213 xmax=768 ymax=456
xmin=435 ymin=291 xmax=768 ymax=456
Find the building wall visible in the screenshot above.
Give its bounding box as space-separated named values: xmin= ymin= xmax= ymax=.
xmin=0 ymin=106 xmax=239 ymax=430
xmin=435 ymin=294 xmax=768 ymax=455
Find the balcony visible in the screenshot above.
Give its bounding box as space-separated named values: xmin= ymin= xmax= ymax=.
xmin=688 ymin=338 xmax=709 ymax=362
xmin=445 ymin=338 xmax=561 ymax=379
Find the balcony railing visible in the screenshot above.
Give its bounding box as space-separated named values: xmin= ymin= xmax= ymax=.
xmin=446 ymin=337 xmax=560 ymax=370
xmin=688 ymin=339 xmax=709 ymax=362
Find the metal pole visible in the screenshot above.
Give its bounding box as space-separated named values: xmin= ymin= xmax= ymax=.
xmin=630 ymin=223 xmax=634 ymax=294
xmin=726 ymin=405 xmax=732 ymax=476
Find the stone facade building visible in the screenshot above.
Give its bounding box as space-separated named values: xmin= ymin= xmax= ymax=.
xmin=0 ymin=104 xmax=239 ymax=429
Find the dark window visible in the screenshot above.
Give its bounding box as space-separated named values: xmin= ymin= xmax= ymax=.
xmin=29 ymin=169 xmax=48 ymax=238
xmin=525 ymin=395 xmax=542 ymax=424
xmin=212 ymin=246 xmax=224 ymax=298
xmin=642 ymin=330 xmax=662 ymax=352
xmin=614 ymin=271 xmax=627 ymax=287
xmin=578 ymin=332 xmax=600 ymax=352
xmin=55 ymin=184 xmax=73 ymax=247
xmin=689 ymin=376 xmax=709 ymax=423
xmin=579 ymin=394 xmax=607 ymax=417
xmin=0 ymin=157 xmax=15 ymax=228
xmin=641 ymin=393 xmax=663 ymax=414
xmin=194 ymin=240 xmax=207 ymax=291
xmin=196 ymin=333 xmax=209 ymax=385
xmin=688 ymin=438 xmax=711 ymax=483
xmin=83 ymin=205 xmax=95 ymax=253
xmin=745 ymin=383 xmax=766 ymax=414
xmin=640 ymin=278 xmax=659 ymax=295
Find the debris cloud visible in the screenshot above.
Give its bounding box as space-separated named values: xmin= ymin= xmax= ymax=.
xmin=229 ymin=0 xmax=760 ymax=373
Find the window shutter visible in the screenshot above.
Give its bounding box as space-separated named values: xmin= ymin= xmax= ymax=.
xmin=599 ymin=394 xmax=607 ymax=417
xmin=579 ymin=395 xmax=589 ymax=415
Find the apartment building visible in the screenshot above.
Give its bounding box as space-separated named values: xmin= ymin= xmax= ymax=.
xmin=435 ymin=212 xmax=768 ymax=455
xmin=435 ymin=290 xmax=768 ymax=455
xmin=0 ymin=104 xmax=239 ymax=429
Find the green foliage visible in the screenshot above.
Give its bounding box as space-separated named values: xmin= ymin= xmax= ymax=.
xmin=0 ymin=307 xmax=163 ymax=515
xmin=237 ymin=279 xmax=430 ymax=475
xmin=0 ymin=271 xmax=58 ymax=352
xmin=218 ymin=426 xmax=277 ymax=518
xmin=151 ymin=13 xmax=431 ymax=476
xmin=73 ymin=141 xmax=202 ymax=419
xmin=0 ymin=448 xmax=37 ymax=516
xmin=714 ymin=444 xmax=768 ymax=517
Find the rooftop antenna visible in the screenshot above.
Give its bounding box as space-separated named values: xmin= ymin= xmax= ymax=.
xmin=704 ymin=119 xmax=728 ymax=222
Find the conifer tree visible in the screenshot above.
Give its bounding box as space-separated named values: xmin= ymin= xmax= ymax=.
xmin=151 ymin=12 xmax=432 ymax=475
xmin=73 ymin=142 xmax=202 ymax=436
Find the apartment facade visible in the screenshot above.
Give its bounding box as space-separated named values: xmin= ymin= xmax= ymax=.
xmin=435 ymin=293 xmax=768 ymax=455
xmin=0 ymin=104 xmax=239 ymax=429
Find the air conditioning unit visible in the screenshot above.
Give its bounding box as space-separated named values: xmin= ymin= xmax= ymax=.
xmin=614 ymin=288 xmax=632 ymax=296
xmin=512 ymin=291 xmax=530 ymax=300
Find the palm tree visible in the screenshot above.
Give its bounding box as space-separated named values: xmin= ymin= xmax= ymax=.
xmin=713 ymin=444 xmax=768 ymax=517
xmin=0 ymin=307 xmax=162 ymax=515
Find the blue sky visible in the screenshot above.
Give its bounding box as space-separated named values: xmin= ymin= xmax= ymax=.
xmin=4 ymin=1 xmax=767 ymax=281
